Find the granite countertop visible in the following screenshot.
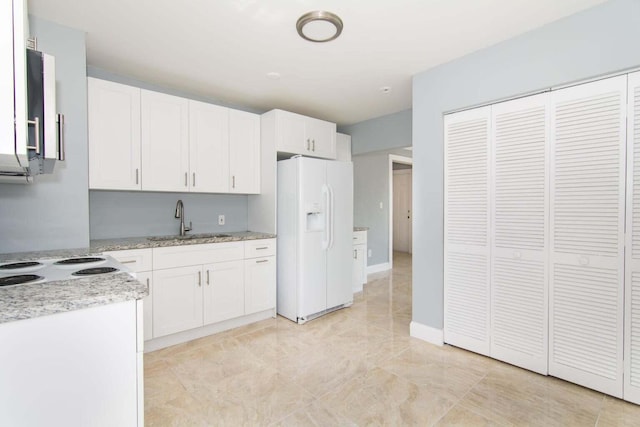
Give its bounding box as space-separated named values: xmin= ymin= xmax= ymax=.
xmin=91 ymin=231 xmax=276 ymax=252
xmin=0 ymin=231 xmax=274 ymax=324
xmin=0 ymin=272 xmax=147 ymax=324
xmin=354 ymin=227 xmax=369 ymax=232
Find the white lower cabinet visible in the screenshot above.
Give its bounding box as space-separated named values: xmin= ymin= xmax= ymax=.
xmin=107 ymin=239 xmax=276 ymax=346
xmin=244 ymin=256 xmax=276 ymax=314
xmin=203 ymin=260 xmax=245 ymax=325
xmin=352 ymin=230 xmax=367 ymax=293
xmin=153 ymin=265 xmax=203 ymax=337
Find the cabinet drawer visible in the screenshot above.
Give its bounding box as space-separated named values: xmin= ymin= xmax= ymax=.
xmin=244 ymin=238 xmax=276 ymax=258
xmin=353 ymin=231 xmax=367 ymax=245
xmin=153 ymin=242 xmax=244 ymax=270
xmin=104 ymin=248 xmax=153 ymax=272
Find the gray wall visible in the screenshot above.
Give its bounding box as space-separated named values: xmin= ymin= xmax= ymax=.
xmin=340 ymin=109 xmax=412 ymax=155
xmin=413 ymin=0 xmax=640 ymax=330
xmin=86 ymin=66 xmax=257 ymax=240
xmin=353 ymin=148 xmax=412 ymax=266
xmin=90 ymin=191 xmax=247 ymax=239
xmin=0 ymin=17 xmax=89 ymax=254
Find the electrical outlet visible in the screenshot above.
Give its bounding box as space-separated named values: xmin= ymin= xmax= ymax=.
xmin=218 ymin=215 xmax=225 ymax=225
xmin=368 ymin=249 xmax=372 ymax=258
xmin=379 ymin=202 xmax=383 ymax=209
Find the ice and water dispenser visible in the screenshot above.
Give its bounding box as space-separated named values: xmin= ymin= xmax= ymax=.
xmin=305 ymin=202 xmax=325 ymax=232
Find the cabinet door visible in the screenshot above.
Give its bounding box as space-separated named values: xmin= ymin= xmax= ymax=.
xmin=203 ymin=260 xmax=244 ymax=325
xmin=244 ymin=257 xmax=276 ymax=314
xmin=152 ymin=266 xmax=203 ymax=337
xmin=352 ymin=245 xmax=366 ymax=293
xmin=626 ymin=71 xmax=640 ymax=405
xmin=443 ymin=106 xmax=491 ymax=356
xmin=189 ymin=100 xmax=229 ymax=193
xmin=549 ymin=75 xmax=626 ymax=397
xmin=277 ymin=110 xmax=307 ymax=154
xmin=88 ymin=78 xmax=141 ymax=190
xmin=229 ymin=109 xmax=260 ymax=194
xmin=141 ymin=90 xmax=189 ymax=192
xmin=137 ymin=271 xmax=153 ymax=341
xmin=490 ymin=93 xmax=549 ymax=375
xmin=306 ymin=117 xmax=337 ymax=159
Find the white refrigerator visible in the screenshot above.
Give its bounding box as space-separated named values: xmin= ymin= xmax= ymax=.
xmin=277 ymin=156 xmax=354 ymax=323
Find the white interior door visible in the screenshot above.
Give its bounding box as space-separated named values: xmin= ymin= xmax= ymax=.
xmin=549 ymin=75 xmax=626 ymax=397
xmin=444 ymin=106 xmax=491 ymax=356
xmin=625 ymin=71 xmax=640 ymax=404
xmin=393 ymin=168 xmax=413 ymax=253
xmin=490 ymin=92 xmax=549 ymax=375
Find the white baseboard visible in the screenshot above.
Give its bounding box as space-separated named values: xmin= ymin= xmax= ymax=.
xmin=366 ymin=262 xmax=391 ymax=275
xmin=410 ymin=321 xmax=444 ymax=346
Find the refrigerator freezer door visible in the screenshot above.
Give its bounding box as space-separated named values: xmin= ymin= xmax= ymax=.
xmin=326 ymin=161 xmax=354 ymax=309
xmin=297 ymin=157 xmax=328 ymax=318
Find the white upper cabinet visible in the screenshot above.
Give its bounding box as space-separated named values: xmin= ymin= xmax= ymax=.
xmin=189 ymin=100 xmax=229 ymax=193
xmin=273 ymin=109 xmax=337 ymax=159
xmin=141 ymin=90 xmax=190 ymax=192
xmin=88 ymin=78 xmax=142 ymax=190
xmin=229 ymin=109 xmax=260 ymax=194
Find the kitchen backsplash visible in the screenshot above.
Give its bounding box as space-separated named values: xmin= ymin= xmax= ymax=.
xmin=89 ymin=190 xmax=248 ymax=239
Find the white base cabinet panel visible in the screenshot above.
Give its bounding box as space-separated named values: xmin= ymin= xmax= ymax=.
xmin=203 ymin=260 xmax=245 ymax=325
xmin=352 ymin=230 xmax=367 ymax=293
xmin=153 ymin=265 xmax=203 ymax=337
xmin=0 ymin=301 xmax=140 ymax=426
xmin=244 ymin=256 xmax=276 ymax=314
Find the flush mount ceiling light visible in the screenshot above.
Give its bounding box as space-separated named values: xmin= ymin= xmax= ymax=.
xmin=296 ymin=11 xmax=343 ymax=43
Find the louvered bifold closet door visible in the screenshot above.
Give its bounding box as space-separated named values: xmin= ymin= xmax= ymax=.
xmin=625 ymin=71 xmax=640 ymax=404
xmin=490 ymin=93 xmax=549 ymax=375
xmin=444 ymin=106 xmax=491 ymax=356
xmin=549 ymin=75 xmax=627 ymax=397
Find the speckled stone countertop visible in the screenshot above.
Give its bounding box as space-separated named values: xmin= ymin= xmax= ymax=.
xmin=91 ymin=231 xmax=276 ymax=252
xmin=354 ymin=227 xmax=369 ymax=232
xmin=0 ymin=272 xmax=147 ymax=324
xmin=0 ymin=231 xmax=274 ymax=324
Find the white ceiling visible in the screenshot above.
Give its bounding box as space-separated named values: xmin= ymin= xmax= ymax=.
xmin=29 ymin=0 xmax=606 ymax=126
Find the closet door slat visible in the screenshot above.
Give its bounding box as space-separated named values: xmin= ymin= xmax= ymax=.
xmin=625 ymin=71 xmax=640 ymax=404
xmin=490 ymin=93 xmax=549 ymax=375
xmin=444 ymin=106 xmax=491 ymax=355
xmin=549 ymin=75 xmax=626 ymax=398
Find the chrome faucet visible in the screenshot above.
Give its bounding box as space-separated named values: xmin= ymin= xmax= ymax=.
xmin=174 ymin=199 xmax=192 ymax=236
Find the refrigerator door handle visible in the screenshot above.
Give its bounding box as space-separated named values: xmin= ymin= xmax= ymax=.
xmin=322 ymin=185 xmax=330 ymax=250
xmin=328 ymin=185 xmax=335 ymax=249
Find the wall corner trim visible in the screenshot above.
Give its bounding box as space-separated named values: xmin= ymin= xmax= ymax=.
xmin=410 ymin=321 xmax=444 ymax=346
xmin=366 ymin=262 xmax=391 ymax=275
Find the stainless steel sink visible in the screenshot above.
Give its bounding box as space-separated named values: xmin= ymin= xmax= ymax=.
xmin=147 ymin=233 xmax=232 ymax=242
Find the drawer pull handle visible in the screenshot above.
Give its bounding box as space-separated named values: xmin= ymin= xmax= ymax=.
xmin=207 ymin=270 xmax=210 ymax=285
xmin=256 ymin=259 xmax=269 ymax=263
xmin=121 ymin=260 xmax=136 ymax=264
xmin=198 ymin=271 xmax=202 ymax=286
xmin=256 ymin=247 xmax=268 ymax=250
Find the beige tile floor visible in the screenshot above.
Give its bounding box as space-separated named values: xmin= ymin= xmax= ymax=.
xmin=145 ymin=252 xmax=640 ymax=426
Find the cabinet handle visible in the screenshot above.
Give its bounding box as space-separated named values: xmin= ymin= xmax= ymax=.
xmin=312 ymin=140 xmax=315 ymax=152
xmin=354 ymin=249 xmax=357 ymax=259
xmin=207 ymin=270 xmax=210 ymax=285
xmin=135 ymin=168 xmax=139 ymax=185
xmin=120 ymin=260 xmax=136 ymax=264
xmin=193 ymin=172 xmax=196 ymax=187
xmin=232 ymin=175 xmax=235 ymax=188
xmin=198 ymin=271 xmax=201 ymax=286
xmin=256 ymin=259 xmax=269 ymax=263
xmin=56 ymin=114 xmax=65 ymax=161
xmin=185 ymin=172 xmax=188 ymax=187
xmin=146 ymin=278 xmax=149 ymax=286
xmin=256 ymin=247 xmax=268 ymax=250
xmin=306 ymin=139 xmax=310 ymax=151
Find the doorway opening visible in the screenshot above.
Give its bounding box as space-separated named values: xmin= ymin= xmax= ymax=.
xmin=388 ymin=154 xmax=413 ymax=269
